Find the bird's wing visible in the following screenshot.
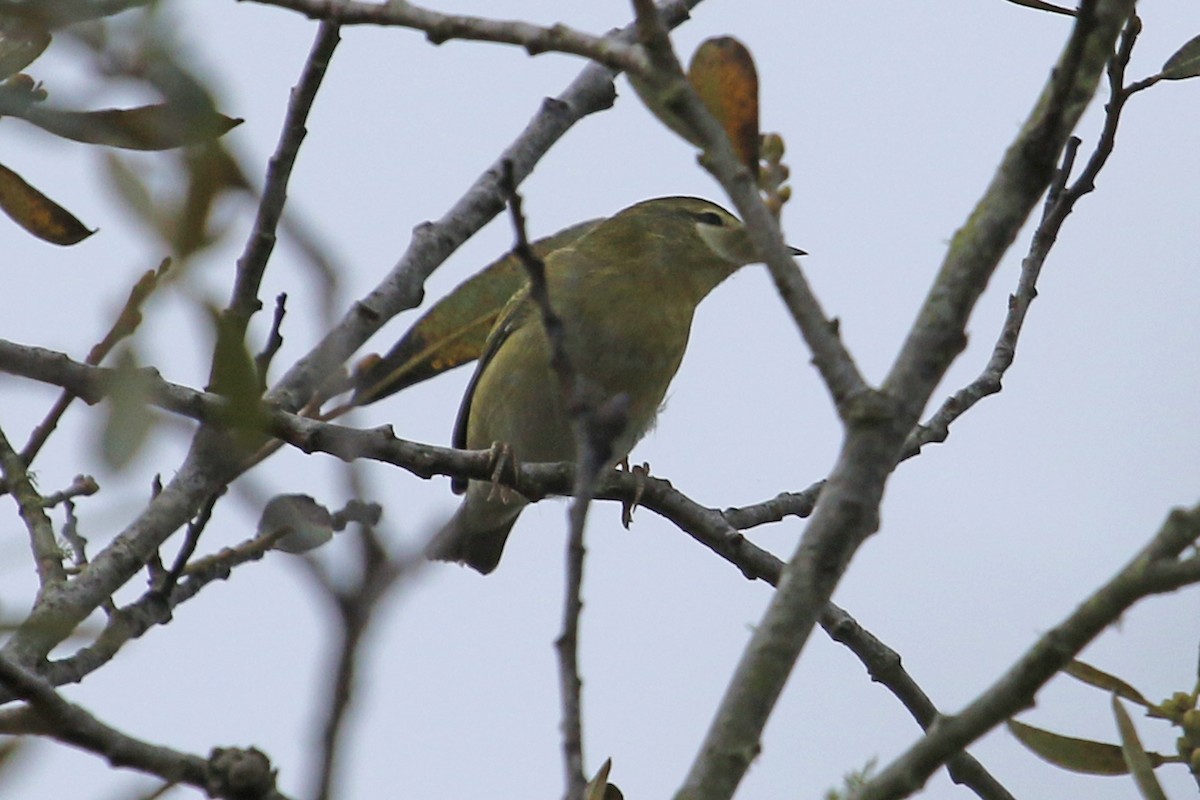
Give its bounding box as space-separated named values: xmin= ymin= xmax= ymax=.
xmin=449 ymin=285 xmax=535 ymax=493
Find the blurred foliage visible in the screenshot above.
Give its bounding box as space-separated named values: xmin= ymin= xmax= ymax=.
xmin=98 ymin=346 xmax=156 ymax=469
xmin=823 ymin=759 xmax=876 ymax=800
xmin=0 ymin=0 xmax=242 ymax=248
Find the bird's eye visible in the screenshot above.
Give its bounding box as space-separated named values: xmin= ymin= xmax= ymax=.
xmin=694 ymin=211 xmax=724 ymax=227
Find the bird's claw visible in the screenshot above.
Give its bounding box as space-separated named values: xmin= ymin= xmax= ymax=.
xmin=486 ymin=442 xmax=519 ymax=504
xmin=620 ymin=460 xmax=650 ymax=529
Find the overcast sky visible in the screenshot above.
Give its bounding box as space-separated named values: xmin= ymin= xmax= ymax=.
xmin=3 ymin=2 xmax=1200 ymax=799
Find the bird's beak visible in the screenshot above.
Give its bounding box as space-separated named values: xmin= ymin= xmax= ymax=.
xmin=788 ymin=245 xmax=806 ymax=257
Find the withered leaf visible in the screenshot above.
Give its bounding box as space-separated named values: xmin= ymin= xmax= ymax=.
xmin=688 ymin=37 xmax=760 ymax=174
xmin=0 ymin=160 xmax=93 ymax=245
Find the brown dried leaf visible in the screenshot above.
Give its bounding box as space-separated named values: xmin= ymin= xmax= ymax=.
xmin=0 ymin=16 xmax=51 ymax=79
xmin=19 ymin=102 xmax=242 ymax=150
xmin=688 ymin=37 xmax=760 ymax=175
xmin=0 ymin=160 xmax=93 ymax=245
xmin=353 ymin=218 xmax=602 ymax=403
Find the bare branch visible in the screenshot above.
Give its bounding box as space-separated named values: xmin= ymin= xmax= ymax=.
xmin=851 ymin=502 xmax=1200 ymax=800
xmin=304 ymin=531 xmax=407 ymax=800
xmin=904 ymin=13 xmax=1145 ymax=459
xmin=0 ymin=652 xmax=293 ymax=800
xmin=243 ymin=0 xmax=654 ymax=76
xmin=670 ymin=3 xmax=1136 ymax=799
xmin=0 ymin=424 xmax=66 ymax=586
xmin=153 ymin=490 xmax=223 ymax=600
xmin=500 ymin=165 xmax=598 ymax=800
xmin=0 ymin=339 xmax=1018 ymax=799
xmin=35 ymin=523 xmax=295 ymax=695
xmin=220 ymin=22 xmax=341 ymax=360
xmin=40 ymin=474 xmax=100 ymax=510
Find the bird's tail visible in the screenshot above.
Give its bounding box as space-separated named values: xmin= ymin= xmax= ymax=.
xmin=425 ymin=498 xmax=522 ymax=575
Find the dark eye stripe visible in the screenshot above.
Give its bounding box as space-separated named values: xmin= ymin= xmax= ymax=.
xmin=692 ymin=211 xmax=724 ymax=226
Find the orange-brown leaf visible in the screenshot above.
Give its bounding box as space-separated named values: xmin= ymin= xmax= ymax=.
xmin=20 ymin=102 xmax=242 ymax=150
xmin=0 ymin=160 xmax=93 ymax=245
xmin=688 ymin=37 xmax=760 ymax=174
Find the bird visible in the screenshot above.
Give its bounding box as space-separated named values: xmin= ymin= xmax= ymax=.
xmin=425 ymin=196 xmax=799 ymax=573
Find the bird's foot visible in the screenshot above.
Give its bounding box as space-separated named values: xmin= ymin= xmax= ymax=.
xmin=486 ymin=442 xmax=520 ymax=504
xmin=620 ymin=460 xmax=651 ymax=529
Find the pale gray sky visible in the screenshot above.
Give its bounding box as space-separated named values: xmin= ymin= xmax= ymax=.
xmin=3 ymin=2 xmax=1199 ymax=799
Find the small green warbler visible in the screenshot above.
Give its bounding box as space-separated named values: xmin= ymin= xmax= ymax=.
xmin=427 ymin=196 xmax=798 ymax=573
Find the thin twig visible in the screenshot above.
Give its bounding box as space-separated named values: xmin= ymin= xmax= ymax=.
xmin=30 ymin=524 xmax=295 ymax=696
xmin=41 ymin=474 xmax=100 ymax=510
xmin=0 ymin=340 xmax=1018 ymax=799
xmin=305 ymin=512 xmax=406 ymax=800
xmin=671 ymin=3 xmax=1136 ymax=799
xmin=154 ymin=491 xmax=223 ymax=601
xmin=244 ymin=0 xmax=651 ymax=76
xmin=0 ymin=652 xmax=293 ymax=800
xmin=15 ymin=260 xmax=169 ymax=476
xmin=903 ymin=13 xmax=1144 ymax=459
xmin=500 ymin=163 xmax=593 ymax=800
xmin=220 ymin=22 xmax=340 ymax=359
xmin=254 ymin=293 xmax=289 ymax=385
xmin=0 ymin=424 xmax=66 ymax=586
xmin=630 ymin=0 xmax=867 ymax=410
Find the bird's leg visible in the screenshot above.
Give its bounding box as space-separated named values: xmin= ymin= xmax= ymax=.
xmin=486 ymin=441 xmax=520 ymax=504
xmin=620 ymin=460 xmax=651 ymax=529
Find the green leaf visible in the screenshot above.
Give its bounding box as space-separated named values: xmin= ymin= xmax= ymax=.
xmin=1065 ymin=660 xmax=1153 ymax=707
xmin=1008 ymin=719 xmax=1132 ymax=775
xmin=99 ymin=348 xmax=155 ymax=469
xmin=208 ymin=309 xmax=265 ymax=438
xmin=18 ymin=102 xmax=242 ymax=150
xmin=0 ymin=159 xmax=94 ymax=245
xmin=259 ymin=494 xmax=335 ymax=554
xmin=1112 ymin=696 xmax=1169 ymax=800
xmin=0 ymin=16 xmax=51 ymax=80
xmin=353 ymin=217 xmax=602 ymax=403
xmin=1162 ymin=34 xmax=1200 ymax=81
xmin=102 ymin=152 xmax=171 ymax=241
